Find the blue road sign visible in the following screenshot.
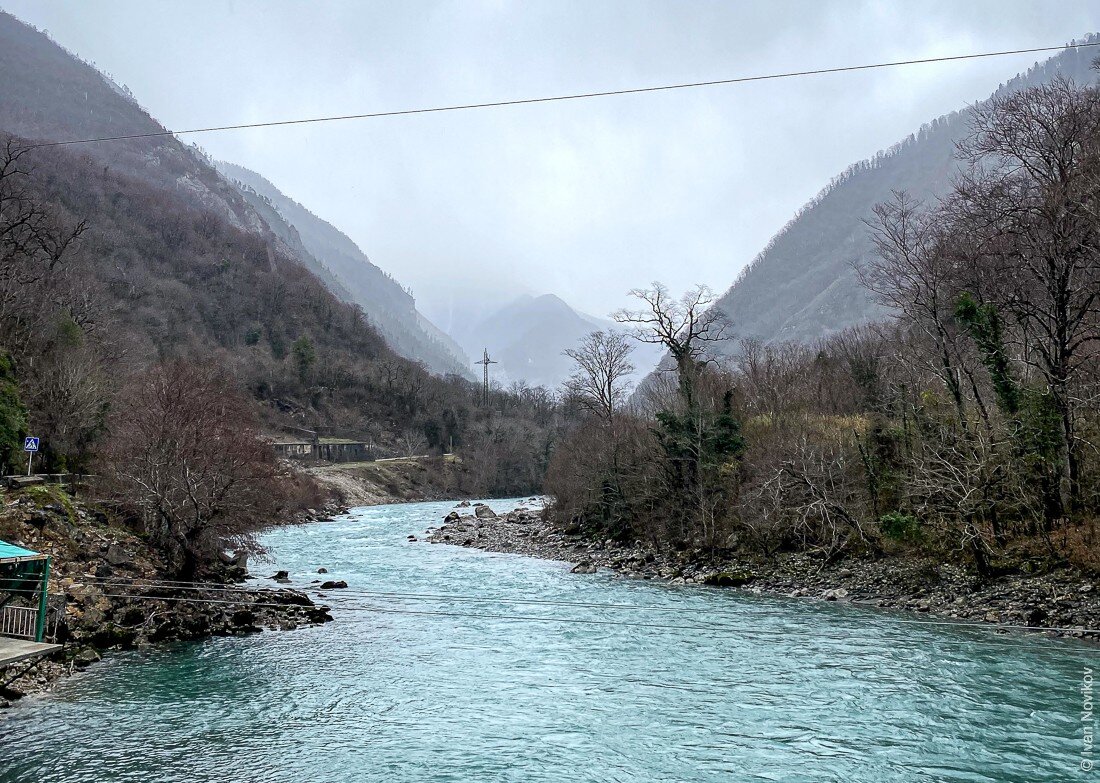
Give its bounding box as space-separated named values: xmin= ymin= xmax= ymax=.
xmin=23 ymin=437 xmax=39 ymax=452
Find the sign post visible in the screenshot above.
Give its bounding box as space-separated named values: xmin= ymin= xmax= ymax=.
xmin=23 ymin=436 xmax=39 ymax=476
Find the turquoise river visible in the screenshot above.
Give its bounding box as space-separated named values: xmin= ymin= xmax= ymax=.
xmin=0 ymin=498 xmax=1096 ymax=782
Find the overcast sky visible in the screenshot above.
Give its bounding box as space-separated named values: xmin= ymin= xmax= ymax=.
xmin=2 ymin=1 xmax=1096 ymax=329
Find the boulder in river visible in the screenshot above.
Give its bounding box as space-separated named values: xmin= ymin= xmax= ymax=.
xmin=320 ymin=580 xmax=348 ymax=590
xmin=570 ymin=562 xmax=598 ymax=574
xmin=271 ymin=570 xmax=289 ymax=580
xmin=444 ymin=511 xmax=461 ymax=522
xmin=475 ymin=505 xmax=497 ymax=520
xmin=73 ymin=648 xmax=101 ymax=669
xmin=703 ymin=570 xmax=754 ymax=587
xmin=317 ymin=567 xmax=328 ymax=574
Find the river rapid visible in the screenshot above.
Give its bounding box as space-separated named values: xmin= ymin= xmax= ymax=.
xmin=0 ymin=498 xmax=1094 ymax=782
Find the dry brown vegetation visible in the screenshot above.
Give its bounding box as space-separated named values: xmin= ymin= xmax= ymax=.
xmin=548 ymin=76 xmax=1100 ymax=576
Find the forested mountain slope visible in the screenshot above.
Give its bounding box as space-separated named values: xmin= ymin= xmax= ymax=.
xmin=215 ymin=161 xmax=472 ymax=378
xmin=0 ymin=12 xmax=459 ymax=442
xmin=0 ymin=11 xmax=469 ymax=381
xmin=709 ymin=37 xmax=1100 ymax=351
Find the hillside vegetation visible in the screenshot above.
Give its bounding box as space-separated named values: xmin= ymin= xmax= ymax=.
xmin=0 ymin=12 xmax=560 ymax=578
xmin=708 ymin=37 xmax=1100 ymax=353
xmin=216 ymin=160 xmax=472 ymax=378
xmin=550 ymin=74 xmax=1100 ymax=583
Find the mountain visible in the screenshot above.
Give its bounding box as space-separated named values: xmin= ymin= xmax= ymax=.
xmin=707 ymin=37 xmax=1100 ymax=353
xmin=454 ymin=293 xmax=664 ymax=390
xmin=0 ymin=11 xmax=466 ymax=438
xmin=0 ymin=11 xmax=470 ymax=382
xmin=214 ymin=161 xmax=472 ymax=378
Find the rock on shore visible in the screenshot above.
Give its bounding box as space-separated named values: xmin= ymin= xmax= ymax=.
xmin=427 ymin=506 xmax=1100 ymax=642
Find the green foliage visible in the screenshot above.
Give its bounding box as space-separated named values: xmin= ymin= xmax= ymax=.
xmin=52 ymin=314 xmax=84 ymax=349
xmin=703 ymin=569 xmax=755 ymax=586
xmin=955 ymin=293 xmax=1067 ymax=524
xmin=291 ymin=336 xmax=316 ymax=382
xmin=856 ymin=421 xmax=901 ymax=518
xmin=0 ymin=354 xmax=27 ymax=473
xmin=1018 ymin=391 xmax=1063 ymax=459
xmin=880 ymin=512 xmax=922 ymax=543
xmin=954 ymin=293 xmax=1020 ymax=414
xmin=653 ymin=392 xmax=745 ymax=471
xmin=243 ymin=325 xmax=262 ymax=346
xmin=1017 ymin=389 xmax=1065 ymax=518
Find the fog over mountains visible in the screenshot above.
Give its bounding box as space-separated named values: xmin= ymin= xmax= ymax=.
xmin=0 ymin=10 xmax=477 ymax=443
xmin=206 ymin=38 xmax=1100 ymax=389
xmin=452 ymin=293 xmax=664 ymax=390
xmin=215 ymin=161 xmax=473 ymax=378
xmin=4 ymin=6 xmax=1096 ymax=395
xmin=0 ymin=10 xmax=475 ymax=382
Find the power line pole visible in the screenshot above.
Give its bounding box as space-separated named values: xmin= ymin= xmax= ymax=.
xmin=474 ymin=348 xmax=497 ymax=407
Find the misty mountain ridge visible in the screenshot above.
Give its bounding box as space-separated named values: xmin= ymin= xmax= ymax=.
xmin=0 ymin=11 xmax=478 ymax=445
xmin=456 ymin=292 xmax=664 ymax=390
xmin=0 ymin=11 xmax=471 ymax=381
xmin=215 ymin=161 xmax=473 ymax=378
xmin=704 ymin=36 xmax=1100 ymax=357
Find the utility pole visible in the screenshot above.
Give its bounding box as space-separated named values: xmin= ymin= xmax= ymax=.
xmin=474 ymin=348 xmax=497 ymax=407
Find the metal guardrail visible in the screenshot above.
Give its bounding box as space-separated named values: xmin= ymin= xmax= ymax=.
xmin=0 ymin=605 xmax=38 ymax=640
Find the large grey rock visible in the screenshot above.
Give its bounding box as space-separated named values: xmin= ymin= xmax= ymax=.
xmin=105 ymin=544 xmax=131 ymax=567
xmin=474 ymin=505 xmax=497 ymax=520
xmin=73 ymin=648 xmax=101 ymax=668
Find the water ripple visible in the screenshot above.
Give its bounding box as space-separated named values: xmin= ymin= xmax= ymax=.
xmin=0 ymin=497 xmax=1091 ymax=782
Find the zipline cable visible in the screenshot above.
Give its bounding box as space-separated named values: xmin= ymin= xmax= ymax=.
xmin=27 ymin=41 xmax=1100 ymax=150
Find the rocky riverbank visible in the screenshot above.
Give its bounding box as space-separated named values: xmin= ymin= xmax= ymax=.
xmin=305 ymin=456 xmax=473 ymax=508
xmin=0 ymin=484 xmax=333 ymax=710
xmin=427 ymin=503 xmax=1100 ymax=641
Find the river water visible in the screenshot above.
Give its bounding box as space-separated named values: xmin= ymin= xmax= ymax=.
xmin=0 ymin=498 xmax=1095 ymax=782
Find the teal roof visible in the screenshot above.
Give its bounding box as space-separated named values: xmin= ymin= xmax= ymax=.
xmin=0 ymin=540 xmax=46 ymax=563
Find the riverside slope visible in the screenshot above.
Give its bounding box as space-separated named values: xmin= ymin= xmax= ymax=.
xmin=0 ymin=485 xmax=337 ymax=709
xmin=429 ymin=504 xmax=1100 ymax=642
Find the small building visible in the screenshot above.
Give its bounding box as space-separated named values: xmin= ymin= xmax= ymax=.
xmin=0 ymin=540 xmax=59 ymax=667
xmin=273 ymin=439 xmax=374 ymax=463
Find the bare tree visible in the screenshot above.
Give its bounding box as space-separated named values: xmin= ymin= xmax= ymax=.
xmin=0 ymin=137 xmax=87 ymax=358
xmin=954 ymin=76 xmax=1100 ymax=511
xmin=400 ymin=428 xmax=428 ymax=458
xmin=102 ymin=361 xmax=286 ymax=577
xmin=563 ymin=330 xmax=635 ymax=423
xmin=613 ymin=282 xmax=729 ymax=409
xmin=863 ymin=192 xmax=986 ymax=430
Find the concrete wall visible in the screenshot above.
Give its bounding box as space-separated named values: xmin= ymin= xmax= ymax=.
xmin=273 ymin=442 xmax=373 ymax=464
